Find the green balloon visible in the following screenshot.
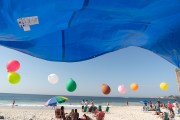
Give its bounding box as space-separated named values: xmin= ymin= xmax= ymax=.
xmin=66 ymin=79 xmax=77 ymax=92
xmin=8 ymin=72 xmax=21 ymax=84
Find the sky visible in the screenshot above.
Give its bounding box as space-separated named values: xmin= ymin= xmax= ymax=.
xmin=0 ymin=46 xmax=178 ymax=97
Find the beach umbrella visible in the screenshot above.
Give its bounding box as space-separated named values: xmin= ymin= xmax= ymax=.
xmin=140 ymin=100 xmax=148 ymax=104
xmin=45 ymin=96 xmax=68 ymax=106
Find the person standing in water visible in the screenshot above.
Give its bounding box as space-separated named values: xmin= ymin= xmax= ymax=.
xmin=81 ymin=99 xmax=85 ymax=112
xmin=126 ymin=100 xmax=128 ymax=106
xmin=107 ymin=102 xmax=109 ymax=106
xmin=12 ymin=100 xmax=15 ymax=108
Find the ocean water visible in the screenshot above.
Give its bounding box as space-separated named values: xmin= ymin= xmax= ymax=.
xmin=0 ymin=93 xmax=179 ymax=108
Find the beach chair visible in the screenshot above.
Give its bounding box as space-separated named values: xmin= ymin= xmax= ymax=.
xmin=55 ymin=109 xmax=61 ymax=120
xmin=105 ymin=106 xmax=110 ymax=113
xmin=96 ymin=112 xmax=105 ymax=120
xmin=163 ymin=112 xmax=168 ymax=120
xmin=143 ymin=106 xmax=149 ymax=112
xmin=98 ymin=105 xmax=102 ymax=111
xmin=83 ymin=106 xmax=88 ymax=112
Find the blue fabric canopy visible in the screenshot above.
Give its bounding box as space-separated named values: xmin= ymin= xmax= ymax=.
xmin=0 ymin=0 xmax=180 ymax=68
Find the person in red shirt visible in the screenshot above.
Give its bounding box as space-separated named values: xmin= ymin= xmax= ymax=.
xmin=168 ymin=101 xmax=173 ymax=111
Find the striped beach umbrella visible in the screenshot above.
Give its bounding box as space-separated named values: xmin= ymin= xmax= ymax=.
xmin=45 ymin=96 xmax=68 ymax=106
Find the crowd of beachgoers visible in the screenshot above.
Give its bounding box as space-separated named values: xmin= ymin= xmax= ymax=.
xmin=0 ymin=98 xmax=180 ymax=120
xmin=53 ymin=99 xmax=180 ymax=120
xmin=142 ymin=99 xmax=180 ymax=120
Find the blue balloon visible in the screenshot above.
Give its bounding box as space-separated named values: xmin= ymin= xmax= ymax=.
xmin=0 ymin=0 xmax=180 ymax=67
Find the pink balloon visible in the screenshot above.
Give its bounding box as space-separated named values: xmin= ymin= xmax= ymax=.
xmin=118 ymin=85 xmax=127 ymax=94
xmin=6 ymin=60 xmax=20 ymax=72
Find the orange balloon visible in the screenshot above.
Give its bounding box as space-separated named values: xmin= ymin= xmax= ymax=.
xmin=101 ymin=84 xmax=111 ymax=95
xmin=130 ymin=83 xmax=139 ymax=91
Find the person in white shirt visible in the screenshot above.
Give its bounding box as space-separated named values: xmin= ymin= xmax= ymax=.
xmin=81 ymin=99 xmax=85 ymax=112
xmin=173 ymin=100 xmax=180 ymax=114
xmin=85 ymin=100 xmax=89 ymax=107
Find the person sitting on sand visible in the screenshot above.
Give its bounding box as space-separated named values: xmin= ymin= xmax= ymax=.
xmin=88 ymin=101 xmax=97 ymax=113
xmin=148 ymin=106 xmax=156 ymax=111
xmin=72 ymin=109 xmax=79 ymax=120
xmin=88 ymin=101 xmax=94 ymax=113
xmin=60 ymin=106 xmax=66 ymax=120
xmin=66 ymin=109 xmax=74 ymax=120
xmin=94 ymin=109 xmax=99 ymax=117
xmin=143 ymin=103 xmax=148 ymax=111
xmin=80 ymin=114 xmax=91 ymax=120
xmin=161 ymin=103 xmax=166 ymax=109
xmin=168 ymin=109 xmax=175 ymax=119
xmin=158 ymin=112 xmax=168 ymax=120
xmin=158 ymin=112 xmax=164 ymax=119
xmin=155 ymin=102 xmax=161 ymax=113
xmin=149 ymin=101 xmax=152 ymax=108
xmin=94 ymin=109 xmax=105 ymax=120
xmin=154 ymin=105 xmax=162 ymax=116
xmin=154 ymin=110 xmax=162 ymax=116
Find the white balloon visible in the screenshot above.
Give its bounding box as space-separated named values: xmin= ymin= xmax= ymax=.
xmin=48 ymin=74 xmax=59 ymax=84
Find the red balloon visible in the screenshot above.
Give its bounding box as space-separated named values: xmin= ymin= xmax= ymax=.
xmin=6 ymin=60 xmax=20 ymax=72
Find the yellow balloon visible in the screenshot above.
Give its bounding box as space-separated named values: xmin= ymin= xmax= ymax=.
xmin=160 ymin=82 xmax=168 ymax=90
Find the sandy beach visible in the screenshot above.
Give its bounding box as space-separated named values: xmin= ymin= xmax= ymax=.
xmin=0 ymin=106 xmax=179 ymax=120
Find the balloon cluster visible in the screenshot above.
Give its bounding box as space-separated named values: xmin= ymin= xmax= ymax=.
xmin=47 ymin=75 xmax=170 ymax=95
xmin=48 ymin=75 xmax=77 ymax=92
xmin=7 ymin=60 xmax=21 ymax=84
xmin=100 ymin=83 xmax=138 ymax=95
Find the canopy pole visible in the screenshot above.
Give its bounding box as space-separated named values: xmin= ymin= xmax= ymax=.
xmin=62 ymin=30 xmax=65 ymax=61
xmin=175 ymin=68 xmax=180 ymax=92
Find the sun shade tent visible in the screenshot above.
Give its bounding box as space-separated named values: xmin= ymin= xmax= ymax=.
xmin=0 ymin=0 xmax=180 ymax=68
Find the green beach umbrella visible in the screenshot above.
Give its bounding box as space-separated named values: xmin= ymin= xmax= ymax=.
xmin=45 ymin=96 xmax=69 ymax=106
